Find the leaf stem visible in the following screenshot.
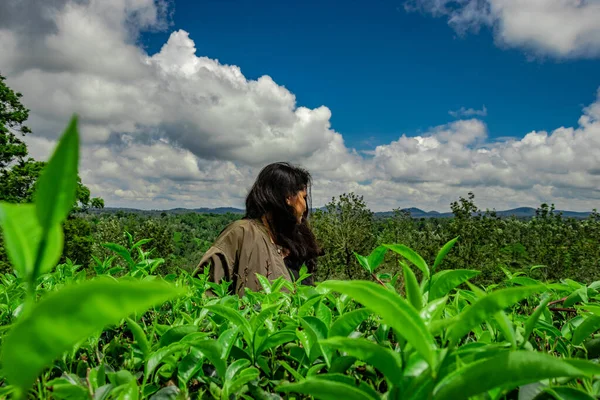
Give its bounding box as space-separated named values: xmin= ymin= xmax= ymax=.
xmin=371 ymin=273 xmax=386 ymax=286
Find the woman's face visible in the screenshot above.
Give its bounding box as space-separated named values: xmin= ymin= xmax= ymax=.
xmin=288 ymin=187 xmax=307 ymax=224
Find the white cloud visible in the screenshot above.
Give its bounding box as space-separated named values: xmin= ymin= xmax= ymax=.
xmin=2 ymin=0 xmax=600 ymax=213
xmin=449 ymin=105 xmax=488 ymax=118
xmin=405 ymin=0 xmax=600 ymax=59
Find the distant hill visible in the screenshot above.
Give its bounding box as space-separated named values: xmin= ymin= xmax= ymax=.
xmin=374 ymin=207 xmax=592 ymax=219
xmin=89 ymin=206 xmax=593 ymax=219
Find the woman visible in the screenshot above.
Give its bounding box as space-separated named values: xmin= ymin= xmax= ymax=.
xmin=193 ymin=162 xmax=322 ymax=296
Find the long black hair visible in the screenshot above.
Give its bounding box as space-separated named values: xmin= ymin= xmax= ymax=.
xmin=244 ymin=162 xmax=322 ymax=271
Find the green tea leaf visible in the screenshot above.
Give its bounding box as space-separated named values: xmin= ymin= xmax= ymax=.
xmin=402 ymin=262 xmax=423 ymax=310
xmin=317 ymin=301 xmax=333 ymax=328
xmin=420 ymin=296 xmax=447 ymax=323
xmin=146 ymin=342 xmax=188 ymax=377
xmin=277 ymin=376 xmax=380 ymax=400
xmin=432 ymin=237 xmax=458 ymax=273
xmin=428 ymin=269 xmax=480 ymax=301
xmin=1 ymin=278 xmax=185 ymax=391
xmin=34 ymin=115 xmax=80 ymax=231
xmin=205 ymin=304 xmax=252 ymax=344
xmin=433 ymin=351 xmax=596 ymax=400
xmin=258 ymin=330 xmax=297 ymax=355
xmin=102 ymin=243 xmax=134 ymax=268
xmin=354 ymin=246 xmax=388 ymax=274
xmin=159 ymin=325 xmax=199 ymax=348
xmin=126 ymin=318 xmax=150 ymax=359
xmin=543 ymin=386 xmax=596 ymax=400
xmin=329 ymin=308 xmax=371 ymax=338
xmin=320 ymin=337 xmax=403 ymax=382
xmin=0 ymin=203 xmax=63 ymax=279
xmin=177 ymin=347 xmax=203 ymax=385
xmin=384 ymin=244 xmax=430 ymax=278
xmin=523 ymin=294 xmax=552 ymax=346
xmin=223 ymin=367 xmax=260 ymax=399
xmin=193 ymin=339 xmax=227 ymax=378
xmin=447 ymin=285 xmax=545 ymax=346
xmin=572 ymin=315 xmax=600 ymax=345
xmin=321 ymin=280 xmax=437 ymax=369
xmin=225 ymin=359 xmax=251 ymax=382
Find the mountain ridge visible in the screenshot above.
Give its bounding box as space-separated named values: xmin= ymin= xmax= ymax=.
xmin=89 ymin=206 xmax=595 ymax=219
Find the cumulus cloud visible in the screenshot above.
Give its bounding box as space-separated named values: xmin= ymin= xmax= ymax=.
xmin=362 ymin=88 xmax=600 ymax=211
xmin=449 ymin=105 xmax=488 ymax=118
xmin=2 ymin=0 xmax=600 ymax=212
xmin=404 ymin=0 xmax=600 ymax=59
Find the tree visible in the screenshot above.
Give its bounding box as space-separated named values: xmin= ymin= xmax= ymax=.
xmin=0 ymin=73 xmax=103 ymax=209
xmin=311 ymin=192 xmax=375 ymax=280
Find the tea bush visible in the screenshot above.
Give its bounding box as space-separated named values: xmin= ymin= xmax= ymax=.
xmin=2 ymin=119 xmax=600 ymax=400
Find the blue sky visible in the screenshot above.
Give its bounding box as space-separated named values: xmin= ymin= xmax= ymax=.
xmin=140 ymin=0 xmax=600 ymax=150
xmin=3 ymin=0 xmax=600 ymax=211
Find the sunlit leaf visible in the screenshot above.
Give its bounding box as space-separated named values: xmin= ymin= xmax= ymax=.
xmin=402 ymin=262 xmax=423 ymax=310
xmin=572 ymin=315 xmax=600 ymax=345
xmin=320 ymin=280 xmax=437 ymax=368
xmin=428 ymin=269 xmax=481 ymax=301
xmin=354 ymin=246 xmax=388 ymax=274
xmin=383 ymin=244 xmax=430 ymax=278
xmin=432 ymin=237 xmax=458 ymax=274
xmin=0 ymin=278 xmax=185 ymax=391
xmin=34 ymin=115 xmax=79 ymax=231
xmin=433 ymin=351 xmax=598 ymax=400
xmin=277 ymin=374 xmax=380 ymax=400
xmin=0 ymin=203 xmax=63 ymax=279
xmin=447 ymin=285 xmax=546 ymax=346
xmin=329 ymin=308 xmax=371 ymax=338
xmin=320 ymin=337 xmax=403 ymax=382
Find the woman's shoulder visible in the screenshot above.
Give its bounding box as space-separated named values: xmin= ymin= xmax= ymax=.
xmin=216 ymin=218 xmax=268 ymax=243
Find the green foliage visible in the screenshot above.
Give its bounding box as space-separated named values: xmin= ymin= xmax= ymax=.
xmin=0 ymin=117 xmax=184 ymax=399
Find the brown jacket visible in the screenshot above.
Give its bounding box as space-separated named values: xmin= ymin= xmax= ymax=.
xmin=192 ymin=218 xmax=293 ymax=296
